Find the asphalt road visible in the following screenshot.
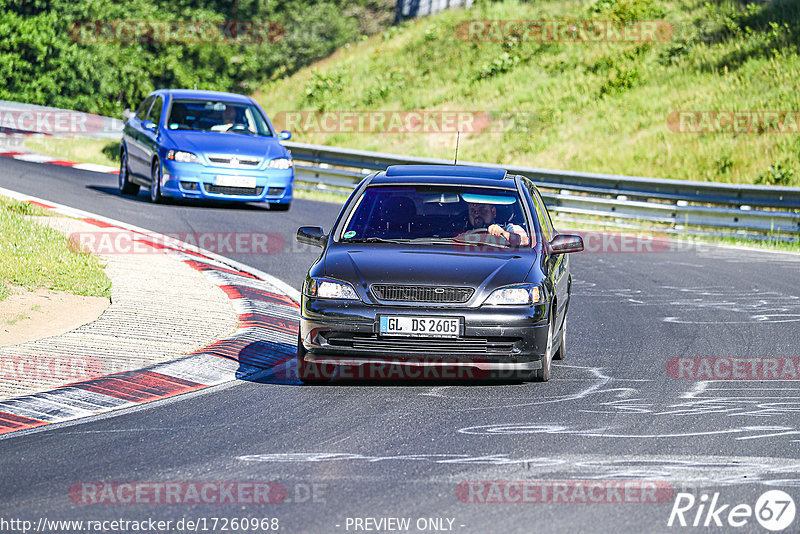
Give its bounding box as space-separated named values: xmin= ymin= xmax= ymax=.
xmin=1 ymin=159 xmax=800 ymax=534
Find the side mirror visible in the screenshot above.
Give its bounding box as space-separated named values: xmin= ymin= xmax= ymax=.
xmin=550 ymin=234 xmax=584 ymax=254
xmin=297 ymin=226 xmax=326 ymax=247
xmin=142 ymin=119 xmax=157 ymax=131
xmin=122 ymin=109 xmax=135 ymax=120
xmin=279 ymin=130 xmax=292 ymax=140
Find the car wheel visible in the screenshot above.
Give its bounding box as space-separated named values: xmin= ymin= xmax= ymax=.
xmin=150 ymin=159 xmax=163 ymax=204
xmin=533 ymin=312 xmax=554 ymax=382
xmin=271 ymin=202 xmax=291 ymax=211
xmin=296 ymin=334 xmax=330 ymax=385
xmin=118 ymin=149 xmax=140 ymax=196
xmin=553 ymin=314 xmax=566 ymax=361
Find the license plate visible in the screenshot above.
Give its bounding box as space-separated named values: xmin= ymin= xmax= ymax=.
xmin=379 ymin=316 xmax=461 ymax=338
xmin=215 ymin=175 xmax=257 ymax=188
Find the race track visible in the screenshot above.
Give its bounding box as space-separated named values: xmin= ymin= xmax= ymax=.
xmin=1 ymin=159 xmax=799 ymax=533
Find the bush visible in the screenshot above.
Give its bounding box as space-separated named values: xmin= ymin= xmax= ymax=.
xmin=755 ymin=163 xmax=795 ymax=186
xmin=0 ymin=0 xmax=393 ymax=117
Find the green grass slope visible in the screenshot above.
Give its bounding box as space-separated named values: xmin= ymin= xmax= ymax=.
xmin=256 ymin=0 xmax=800 ymax=185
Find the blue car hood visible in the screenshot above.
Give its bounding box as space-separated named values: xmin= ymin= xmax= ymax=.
xmin=162 ymin=130 xmax=287 ymax=159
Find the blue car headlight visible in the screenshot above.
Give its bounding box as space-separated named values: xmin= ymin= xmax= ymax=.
xmin=305 ymin=277 xmax=359 ymax=300
xmin=267 ymin=158 xmax=293 ymax=170
xmin=166 ymin=150 xmax=200 ymax=163
xmin=483 ymin=284 xmax=541 ymax=305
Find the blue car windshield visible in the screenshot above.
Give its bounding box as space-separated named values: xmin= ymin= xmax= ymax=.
xmin=167 ymin=100 xmax=273 ymax=136
xmin=341 ymin=185 xmax=532 ymax=247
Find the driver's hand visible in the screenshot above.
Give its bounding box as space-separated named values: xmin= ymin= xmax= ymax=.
xmin=488 ymin=224 xmax=510 ymax=241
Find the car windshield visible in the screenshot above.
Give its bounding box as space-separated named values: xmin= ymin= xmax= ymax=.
xmin=341 ymin=185 xmax=531 ymax=248
xmin=167 ymin=99 xmax=273 ymax=136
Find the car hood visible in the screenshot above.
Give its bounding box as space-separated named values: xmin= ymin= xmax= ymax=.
xmin=161 ymin=130 xmax=288 ymax=159
xmin=323 ymin=244 xmax=536 ymax=304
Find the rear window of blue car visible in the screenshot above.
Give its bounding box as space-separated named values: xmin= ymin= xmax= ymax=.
xmin=167 ymin=100 xmax=274 ymax=136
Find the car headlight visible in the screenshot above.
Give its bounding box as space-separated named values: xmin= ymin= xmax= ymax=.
xmin=483 ymin=285 xmax=540 ymax=305
xmin=166 ymin=150 xmax=200 ymax=163
xmin=306 ymin=278 xmax=359 ymax=300
xmin=267 ymin=158 xmax=293 ymax=169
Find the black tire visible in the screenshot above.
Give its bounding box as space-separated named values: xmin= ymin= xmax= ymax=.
xmin=554 ymin=313 xmax=566 ymax=361
xmin=270 ymin=202 xmax=291 ymax=211
xmin=150 ymin=159 xmax=163 ymax=204
xmin=118 ymin=148 xmax=140 ymax=196
xmin=533 ymin=312 xmax=554 ymax=382
xmin=296 ymin=334 xmax=330 ymax=385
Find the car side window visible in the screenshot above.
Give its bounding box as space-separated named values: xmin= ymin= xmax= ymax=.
xmin=146 ymin=96 xmax=163 ymax=125
xmin=533 ymin=189 xmax=555 ymax=239
xmin=136 ymin=96 xmax=155 ymax=119
xmin=524 ymin=179 xmax=553 ymax=242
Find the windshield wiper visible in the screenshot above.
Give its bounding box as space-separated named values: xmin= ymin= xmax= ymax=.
xmin=344 ymin=237 xmax=412 ymax=244
xmin=450 ymin=237 xmax=509 ymax=249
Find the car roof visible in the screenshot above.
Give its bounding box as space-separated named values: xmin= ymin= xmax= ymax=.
xmin=159 ymin=89 xmax=254 ymax=104
xmin=371 ymin=165 xmax=517 ymax=190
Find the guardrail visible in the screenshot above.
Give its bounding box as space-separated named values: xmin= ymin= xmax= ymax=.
xmin=285 ymin=141 xmax=800 ymax=237
xmin=2 ymin=96 xmax=796 ymax=239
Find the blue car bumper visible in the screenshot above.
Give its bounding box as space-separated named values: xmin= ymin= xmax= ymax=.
xmin=160 ymin=161 xmax=293 ymax=204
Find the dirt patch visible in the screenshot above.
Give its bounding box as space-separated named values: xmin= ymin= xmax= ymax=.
xmin=0 ymin=287 xmax=110 ymax=347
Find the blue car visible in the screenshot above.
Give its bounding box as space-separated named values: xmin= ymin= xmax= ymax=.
xmin=119 ymin=89 xmax=294 ymax=209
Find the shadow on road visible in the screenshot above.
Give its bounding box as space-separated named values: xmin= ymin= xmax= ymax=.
xmin=234 ymin=340 xmax=527 ymax=388
xmin=86 ymin=184 xmax=273 ymax=211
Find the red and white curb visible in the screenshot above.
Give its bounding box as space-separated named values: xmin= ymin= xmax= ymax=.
xmin=0 ymin=187 xmax=300 ymax=437
xmin=0 ymin=151 xmax=119 ymax=174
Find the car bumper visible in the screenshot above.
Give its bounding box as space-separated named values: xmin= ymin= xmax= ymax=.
xmin=160 ymin=161 xmax=293 ymax=203
xmin=299 ymin=297 xmax=551 ymax=373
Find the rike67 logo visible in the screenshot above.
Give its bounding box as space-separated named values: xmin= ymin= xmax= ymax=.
xmin=668 ymin=490 xmax=795 ymax=531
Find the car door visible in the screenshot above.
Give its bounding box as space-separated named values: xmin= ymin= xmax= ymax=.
xmin=525 ymin=179 xmax=569 ymax=329
xmin=140 ymin=95 xmax=164 ymax=185
xmin=125 ymin=95 xmax=154 ymax=178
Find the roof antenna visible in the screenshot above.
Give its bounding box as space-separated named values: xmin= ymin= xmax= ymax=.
xmin=194 ymin=83 xmax=197 ymax=90
xmin=453 ymin=131 xmax=460 ymax=165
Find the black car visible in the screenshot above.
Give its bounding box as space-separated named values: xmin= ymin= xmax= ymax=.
xmin=296 ymin=164 xmax=583 ymax=383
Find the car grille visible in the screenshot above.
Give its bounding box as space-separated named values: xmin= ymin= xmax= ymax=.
xmin=325 ymin=334 xmax=518 ymax=356
xmin=206 ymin=185 xmax=264 ymax=196
xmin=206 ymin=154 xmax=262 ymax=167
xmin=371 ymin=284 xmax=474 ymax=303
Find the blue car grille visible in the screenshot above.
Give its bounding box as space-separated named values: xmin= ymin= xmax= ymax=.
xmin=206 ymin=185 xmax=264 ymax=196
xmin=206 ymin=155 xmax=262 ymax=167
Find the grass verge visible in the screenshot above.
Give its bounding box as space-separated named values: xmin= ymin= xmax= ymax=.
xmin=23 ymin=137 xmax=120 ymax=167
xmin=0 ymin=197 xmax=112 ymax=301
xmin=256 ymin=0 xmax=800 ymax=186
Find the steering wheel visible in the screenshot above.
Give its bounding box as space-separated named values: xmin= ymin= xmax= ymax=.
xmin=226 ymin=123 xmax=250 ymax=133
xmin=453 ymin=228 xmax=491 ymax=242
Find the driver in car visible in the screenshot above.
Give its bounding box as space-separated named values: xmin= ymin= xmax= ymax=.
xmin=466 ymin=202 xmax=530 ymax=246
xmin=211 ymin=106 xmax=239 ymax=132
